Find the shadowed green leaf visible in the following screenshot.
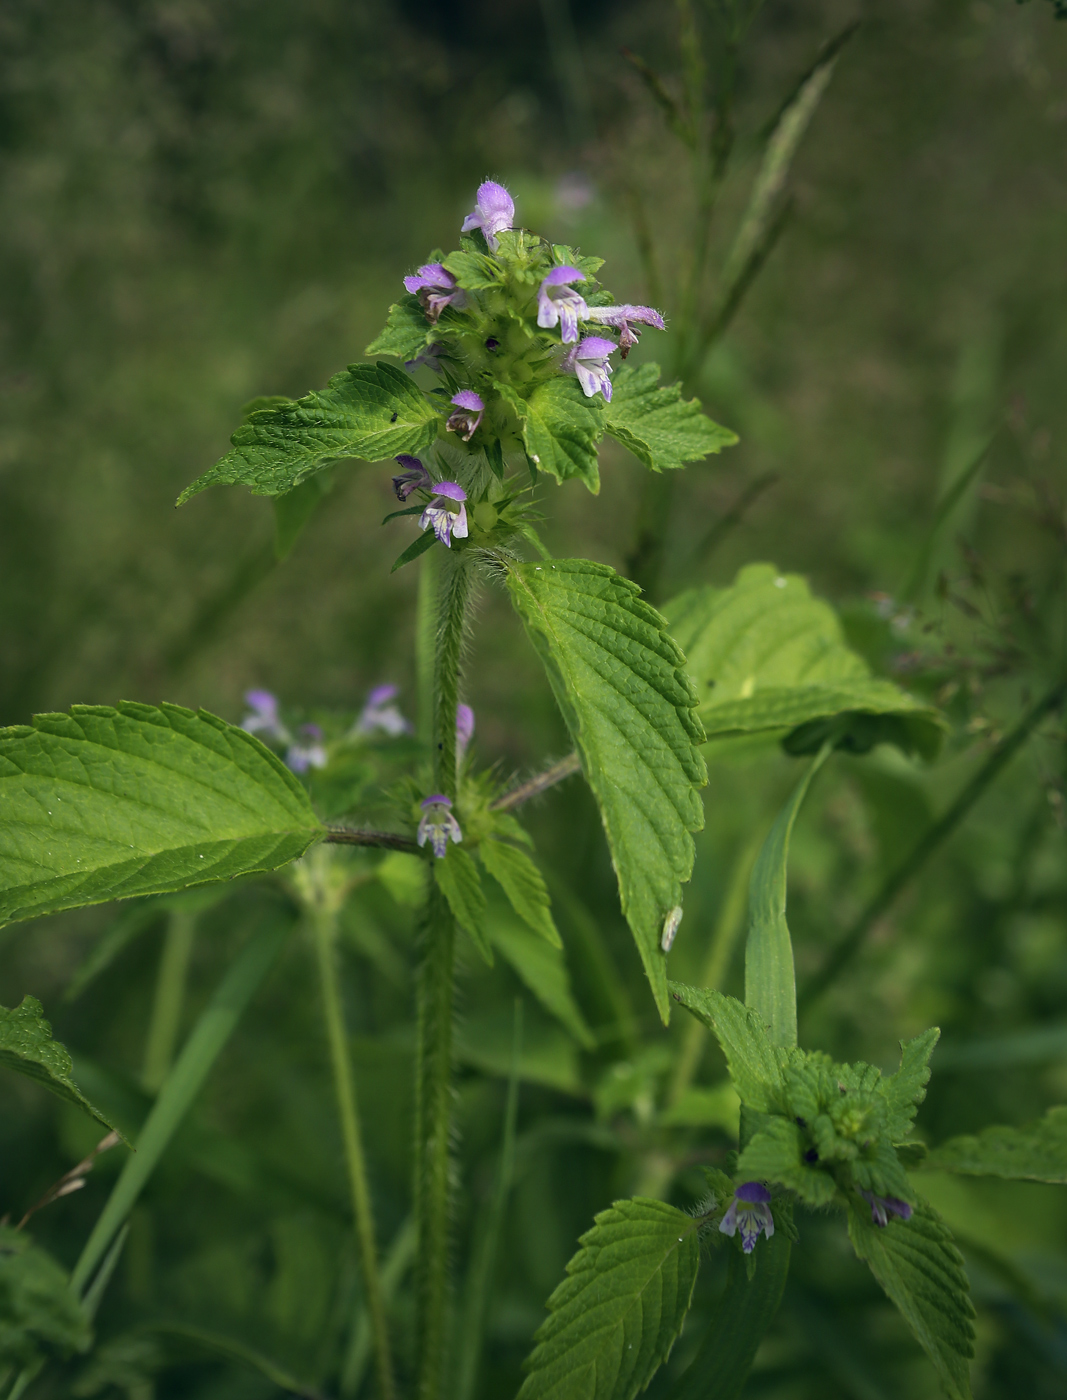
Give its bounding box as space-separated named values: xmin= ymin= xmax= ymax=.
xmin=365 ymin=293 xmax=435 ymax=359
xmin=486 ymin=902 xmax=593 ymax=1048
xmin=517 ymin=1197 xmax=701 ymax=1400
xmin=605 ymin=363 xmax=737 ymax=472
xmin=883 ymin=1027 xmax=940 ymax=1142
xmin=479 ymin=838 xmax=561 ymax=948
xmin=433 ymin=847 xmax=491 ymax=963
xmin=847 ymin=1198 xmax=974 ymax=1400
xmin=497 ymin=380 xmax=606 ymax=492
xmin=0 ymin=702 xmax=324 ymax=926
xmin=506 ymin=560 xmax=707 ymax=1021
xmin=736 ymin=1117 xmax=837 ymax=1207
xmin=663 ymin=564 xmax=945 ymax=758
xmin=177 ymin=361 xmax=439 ymax=502
xmin=0 ymin=1228 xmax=91 ymax=1369
xmin=922 ymin=1106 xmax=1067 ymax=1183
xmin=0 ymin=997 xmax=119 ymax=1134
xmin=669 ymin=984 xmax=789 ymax=1113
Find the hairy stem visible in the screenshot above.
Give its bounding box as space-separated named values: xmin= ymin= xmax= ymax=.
xmin=141 ymin=909 xmax=197 ymax=1092
xmin=434 ymin=553 xmax=474 ymax=799
xmin=491 ymin=752 xmax=581 ymax=812
xmin=312 ymin=904 xmax=395 ymax=1400
xmin=799 ymin=678 xmax=1067 ymax=1010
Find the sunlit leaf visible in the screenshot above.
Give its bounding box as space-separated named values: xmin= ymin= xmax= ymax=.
xmin=497 ymin=380 xmax=606 ymax=492
xmin=605 ymin=363 xmax=737 ymax=472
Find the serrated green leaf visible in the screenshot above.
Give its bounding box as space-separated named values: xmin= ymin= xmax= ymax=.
xmin=441 ymin=249 xmax=502 ymax=290
xmin=745 ymin=746 xmax=829 ymax=1048
xmin=662 ymin=564 xmax=945 ymax=759
xmin=518 ymin=1197 xmax=701 ymax=1400
xmin=485 ymin=900 xmax=593 ymax=1048
xmin=922 ymin=1106 xmax=1067 ymax=1183
xmin=0 ymin=997 xmax=119 ymax=1135
xmin=0 ymin=1227 xmax=91 ymax=1368
xmin=433 ymin=847 xmax=491 ymax=963
xmin=364 ymin=293 xmax=433 ymax=359
xmin=506 ymin=560 xmax=707 ymax=1021
xmin=550 ymin=245 xmax=605 ymax=278
xmin=847 ymin=1198 xmax=974 ymax=1400
xmin=883 ymin=1027 xmax=940 ymax=1142
xmin=479 ymin=838 xmax=561 ymax=948
xmin=668 ymin=984 xmax=788 ymax=1113
xmin=497 ymin=380 xmax=605 ymax=492
xmin=0 ymin=702 xmax=324 ymax=926
xmin=177 ymin=362 xmax=439 ymax=502
xmin=605 ymin=363 xmax=737 ymax=473
xmin=736 ymin=1117 xmax=837 ymax=1207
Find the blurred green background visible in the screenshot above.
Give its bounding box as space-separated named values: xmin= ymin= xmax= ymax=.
xmin=2 ymin=1 xmax=1067 ymax=1397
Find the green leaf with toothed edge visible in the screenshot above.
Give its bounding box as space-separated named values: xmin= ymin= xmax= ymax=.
xmin=847 ymin=1198 xmax=975 ymax=1400
xmin=365 ymin=293 xmax=436 ymax=360
xmin=883 ymin=1027 xmax=940 ymax=1142
xmin=433 ymin=846 xmax=491 ymax=964
xmin=921 ymin=1105 xmax=1067 ymax=1183
xmin=517 ymin=1197 xmax=701 ymax=1400
xmin=605 ymin=363 xmax=738 ymax=473
xmin=0 ymin=702 xmax=324 ymax=927
xmin=0 ymin=996 xmax=121 ymax=1135
xmin=496 ymin=379 xmax=605 ymax=493
xmin=177 ymin=361 xmax=439 ymax=503
xmin=668 ymin=984 xmax=790 ymax=1113
xmin=478 ymin=837 xmax=562 ymax=949
xmin=506 ymin=560 xmax=706 ymax=1023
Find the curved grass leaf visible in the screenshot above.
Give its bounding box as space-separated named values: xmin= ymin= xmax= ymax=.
xmin=663 ymin=563 xmax=945 ymax=759
xmin=922 ymin=1106 xmax=1067 ymax=1183
xmin=517 ymin=1197 xmax=701 ymax=1400
xmin=497 ymin=381 xmax=605 ymax=493
xmin=847 ymin=1198 xmax=974 ymax=1400
xmin=0 ymin=997 xmax=118 ymax=1134
xmin=506 ymin=560 xmax=707 ymax=1021
xmin=177 ymin=361 xmax=439 ymax=502
xmin=605 ymin=363 xmax=737 ymax=472
xmin=0 ymin=703 xmax=324 ymax=927
xmin=669 ymin=983 xmax=788 ymax=1114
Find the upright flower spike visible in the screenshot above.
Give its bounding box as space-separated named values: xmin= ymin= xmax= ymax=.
xmin=241 ymin=689 xmax=289 ymax=744
xmin=403 ymin=264 xmax=465 ymax=322
xmin=537 ymin=267 xmax=589 ymax=344
xmin=286 ymin=724 xmax=328 ymax=774
xmin=859 ymin=1190 xmax=913 ymax=1228
xmin=585 ymin=303 xmax=666 ymax=358
xmin=456 ymin=703 xmax=474 ymax=762
xmin=357 ymin=684 xmax=412 ymax=737
xmin=563 ymin=336 xmax=616 ymax=402
xmin=446 ymin=391 xmax=484 ymax=442
xmin=418 ymin=795 xmax=463 ymax=858
xmin=392 ymin=455 xmax=433 ymax=501
xmin=419 ymin=481 xmax=469 ymax=547
xmin=719 ymin=1183 xmax=775 ymax=1254
xmin=461 ymin=180 xmax=514 ymax=251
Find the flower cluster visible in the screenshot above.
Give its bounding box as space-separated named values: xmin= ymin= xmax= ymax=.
xmin=719 ymin=1183 xmax=775 ymax=1254
xmin=241 ymin=684 xmax=412 ymax=770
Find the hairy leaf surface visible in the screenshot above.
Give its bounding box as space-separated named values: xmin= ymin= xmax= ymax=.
xmin=498 ymin=380 xmax=605 ymax=492
xmin=663 ymin=564 xmax=944 ymax=758
xmin=605 ymin=363 xmax=737 ymax=472
xmin=365 ymin=294 xmax=435 ymax=359
xmin=883 ymin=1027 xmax=940 ymax=1142
xmin=0 ymin=997 xmax=118 ymax=1133
xmin=506 ymin=560 xmax=707 ymax=1020
xmin=433 ymin=847 xmax=491 ymax=963
xmin=518 ymin=1197 xmax=700 ymax=1400
xmin=178 ymin=362 xmax=439 ymax=502
xmin=922 ymin=1106 xmax=1067 ymax=1183
xmin=736 ymin=1117 xmax=837 ymax=1206
xmin=479 ymin=838 xmax=562 ymax=948
xmin=0 ymin=703 xmax=323 ymax=926
xmin=669 ymin=984 xmax=788 ymax=1112
xmin=848 ymin=1199 xmax=974 ymax=1400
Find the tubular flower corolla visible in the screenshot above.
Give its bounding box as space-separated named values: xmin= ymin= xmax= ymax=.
xmin=286 ymin=724 xmax=327 ymax=774
xmin=563 ymin=336 xmax=616 ymax=402
xmin=403 ymin=263 xmax=465 ymax=322
xmin=446 ymin=390 xmax=484 ymax=442
xmin=585 ymin=303 xmax=666 ymax=358
xmin=356 ymin=684 xmax=411 ymax=737
xmin=392 ymin=455 xmax=433 ymax=501
xmin=242 ymin=689 xmax=289 ymax=744
xmin=417 ymin=795 xmax=463 ymax=858
xmin=537 ymin=267 xmax=589 ymax=344
xmin=456 ymin=703 xmax=475 ymax=762
xmin=719 ymin=1183 xmax=775 ymax=1254
xmin=461 ymin=180 xmax=514 ymax=251
xmin=419 ymin=481 xmax=469 ymax=547
xmin=859 ymin=1190 xmax=913 ymax=1228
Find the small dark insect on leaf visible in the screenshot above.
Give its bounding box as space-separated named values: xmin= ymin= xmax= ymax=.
xmin=391 ymin=411 xmax=398 ymax=422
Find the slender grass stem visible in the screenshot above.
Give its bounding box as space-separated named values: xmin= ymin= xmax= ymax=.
xmin=312 ymin=905 xmax=395 ymax=1400
xmin=141 ymin=909 xmax=197 ymax=1092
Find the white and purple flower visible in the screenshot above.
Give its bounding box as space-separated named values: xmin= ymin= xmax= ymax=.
xmin=563 ymin=336 xmax=616 ymax=402
xmin=286 ymin=724 xmax=328 ymax=774
xmin=357 ymin=684 xmax=412 ymax=737
xmin=537 ymin=267 xmax=589 ymax=344
xmin=585 ymin=303 xmax=666 ymax=358
xmin=417 ymin=795 xmax=463 ymax=858
xmin=461 ymin=180 xmax=514 ymax=252
xmin=242 ymin=689 xmax=289 ymax=744
xmin=719 ymin=1182 xmax=775 ymax=1254
xmin=392 ymin=454 xmax=433 ymax=501
xmin=456 ymin=703 xmax=475 ymax=762
xmin=419 ymin=481 xmax=469 ymax=547
xmin=446 ymin=391 xmax=484 ymax=442
xmin=403 ymin=264 xmax=465 ymax=322
xmin=859 ymin=1190 xmax=913 ymax=1229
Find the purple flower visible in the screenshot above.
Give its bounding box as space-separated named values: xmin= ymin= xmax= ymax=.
xmin=357 ymin=684 xmax=412 ymax=737
xmin=393 ymin=454 xmax=433 ymax=501
xmin=461 ymin=180 xmax=514 ymax=252
xmin=403 ymin=263 xmax=465 ymax=322
xmin=719 ymin=1183 xmax=775 ymax=1255
xmin=419 ymin=481 xmax=469 ymax=547
xmin=859 ymin=1191 xmax=913 ymax=1229
xmin=417 ymin=794 xmax=463 ymax=858
xmin=562 ymin=336 xmax=616 ymax=402
xmin=537 ymin=267 xmax=589 ymax=344
xmin=242 ymin=689 xmax=289 ymax=744
xmin=405 ymin=342 xmax=447 ymax=374
xmin=286 ymin=724 xmax=327 ymax=773
xmin=585 ymin=303 xmax=665 ymax=359
xmin=456 ymin=704 xmax=475 ymax=761
xmin=446 ymin=390 xmax=484 ymax=442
